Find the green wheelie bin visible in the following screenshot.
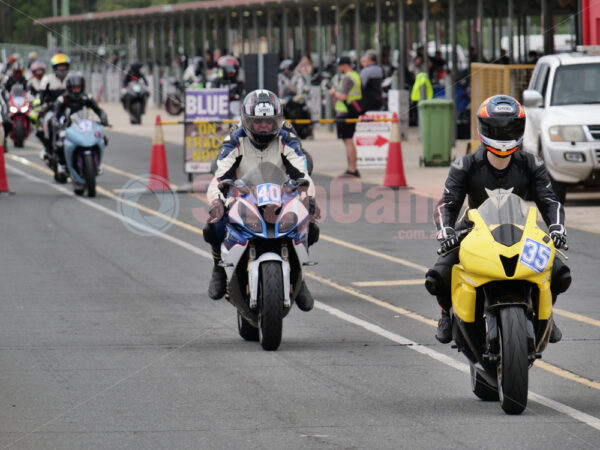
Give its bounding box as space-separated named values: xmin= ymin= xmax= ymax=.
xmin=418 ymin=99 xmax=454 ymax=166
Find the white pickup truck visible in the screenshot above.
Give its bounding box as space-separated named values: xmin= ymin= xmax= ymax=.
xmin=522 ymin=51 xmax=600 ymax=202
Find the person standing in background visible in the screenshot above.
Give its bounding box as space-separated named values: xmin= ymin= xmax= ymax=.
xmin=358 ymin=49 xmax=384 ymax=112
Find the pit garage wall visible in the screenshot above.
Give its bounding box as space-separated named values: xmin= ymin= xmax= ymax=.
xmin=582 ymin=0 xmax=600 ymax=45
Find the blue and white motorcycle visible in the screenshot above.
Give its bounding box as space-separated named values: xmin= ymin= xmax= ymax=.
xmin=219 ymin=162 xmax=314 ymax=351
xmin=60 ymin=110 xmax=109 ymax=197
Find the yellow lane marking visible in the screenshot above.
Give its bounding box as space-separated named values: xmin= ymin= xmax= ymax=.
xmin=353 ymin=280 xmax=425 ymax=287
xmin=8 ymin=153 xmax=600 ymax=392
xmin=11 ymin=150 xmax=39 ymax=156
xmin=305 ymin=271 xmax=437 ymax=327
xmin=554 ymin=308 xmax=600 ymax=328
xmin=534 ymin=360 xmax=600 ymax=391
xmin=7 ymin=154 xmax=52 ymax=175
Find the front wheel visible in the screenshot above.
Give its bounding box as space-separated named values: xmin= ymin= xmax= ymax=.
xmin=497 ymin=306 xmax=529 ymax=414
xmin=165 ymin=95 xmax=183 ymax=115
xmin=258 ymin=261 xmax=284 ymax=351
xmin=14 ymin=120 xmax=25 ymax=147
xmin=237 ymin=311 xmax=259 ymax=341
xmin=130 ymin=101 xmax=142 ymax=124
xmin=82 ymin=153 xmax=96 ymax=197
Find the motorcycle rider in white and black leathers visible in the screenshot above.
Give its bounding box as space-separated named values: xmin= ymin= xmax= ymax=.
xmin=39 ymin=53 xmax=70 ymax=162
xmin=203 ymin=89 xmax=320 ymax=310
xmin=425 ymin=95 xmax=571 ymax=344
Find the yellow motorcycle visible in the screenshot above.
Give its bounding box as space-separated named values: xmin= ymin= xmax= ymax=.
xmin=445 ymin=189 xmax=567 ymax=414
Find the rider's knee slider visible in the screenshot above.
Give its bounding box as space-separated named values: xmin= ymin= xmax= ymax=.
xmin=425 ymin=270 xmax=443 ymax=296
xmin=202 ymin=222 xmax=219 ymax=247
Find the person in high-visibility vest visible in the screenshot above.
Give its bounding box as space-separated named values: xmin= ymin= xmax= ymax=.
xmin=410 ymin=71 xmax=433 ymax=103
xmin=328 ymin=56 xmax=363 ymax=178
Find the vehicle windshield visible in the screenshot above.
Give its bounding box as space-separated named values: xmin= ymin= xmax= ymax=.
xmin=477 ymin=191 xmax=530 ymax=228
xmin=551 ymin=63 xmax=600 ymax=106
xmin=239 ymin=162 xmax=288 ymax=188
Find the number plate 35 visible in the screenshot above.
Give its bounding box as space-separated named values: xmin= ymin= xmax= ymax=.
xmin=519 ymin=237 xmax=551 ymax=273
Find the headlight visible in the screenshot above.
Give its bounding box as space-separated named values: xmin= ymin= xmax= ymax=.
xmin=564 ymin=151 xmax=586 ymax=163
xmin=240 ymin=203 xmax=263 ymax=234
xmin=20 ymin=106 xmax=29 ymax=113
xmin=549 ymin=125 xmax=587 ymax=142
xmin=9 ymin=106 xmax=17 ymax=113
xmin=278 ymin=212 xmax=298 ymax=234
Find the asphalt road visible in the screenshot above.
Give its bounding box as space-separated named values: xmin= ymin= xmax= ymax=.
xmin=0 ymin=129 xmax=599 ymax=450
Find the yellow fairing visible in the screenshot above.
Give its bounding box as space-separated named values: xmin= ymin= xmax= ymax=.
xmin=452 ymin=206 xmax=555 ymax=323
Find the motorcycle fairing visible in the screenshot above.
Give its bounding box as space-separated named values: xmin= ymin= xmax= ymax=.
xmin=452 ymin=199 xmax=555 ymax=323
xmin=65 ymin=120 xmax=105 ymax=185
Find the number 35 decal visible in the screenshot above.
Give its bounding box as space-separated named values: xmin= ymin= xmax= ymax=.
xmin=519 ymin=238 xmax=552 ymax=273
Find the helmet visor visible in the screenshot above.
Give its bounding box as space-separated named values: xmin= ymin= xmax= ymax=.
xmin=478 ymin=116 xmax=525 ymax=142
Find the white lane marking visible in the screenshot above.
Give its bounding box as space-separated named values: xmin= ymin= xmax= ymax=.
xmin=7 ymin=163 xmax=600 ymax=433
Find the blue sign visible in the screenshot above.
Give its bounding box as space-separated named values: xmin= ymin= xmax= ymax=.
xmin=185 ymin=88 xmax=229 ymax=121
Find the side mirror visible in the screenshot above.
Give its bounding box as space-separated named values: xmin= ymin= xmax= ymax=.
xmin=522 ymin=89 xmax=544 ymax=108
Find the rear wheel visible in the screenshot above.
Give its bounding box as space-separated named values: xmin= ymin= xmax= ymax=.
xmin=497 ymin=306 xmax=529 ymax=415
xmin=237 ymin=311 xmax=259 ymax=341
xmin=258 ymin=261 xmax=284 ymax=351
xmin=131 ymin=101 xmax=142 ymax=124
xmin=82 ymin=153 xmax=96 ymax=197
xmin=470 ymin=363 xmax=499 ymax=401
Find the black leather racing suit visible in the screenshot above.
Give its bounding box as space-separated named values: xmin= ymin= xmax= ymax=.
xmin=426 ymin=147 xmax=571 ymax=311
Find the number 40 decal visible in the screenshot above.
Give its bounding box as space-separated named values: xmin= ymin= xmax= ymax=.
xmin=519 ymin=238 xmax=551 ymax=273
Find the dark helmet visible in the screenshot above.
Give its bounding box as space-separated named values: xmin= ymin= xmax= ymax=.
xmin=130 ymin=62 xmax=142 ymax=75
xmin=11 ymin=61 xmax=24 ymax=77
xmin=192 ymin=56 xmax=204 ymax=75
xmin=477 ymin=95 xmax=525 ymax=157
xmin=217 ymin=55 xmax=239 ymax=80
xmin=66 ymin=73 xmax=86 ymax=100
xmin=241 ymin=89 xmax=283 ymax=147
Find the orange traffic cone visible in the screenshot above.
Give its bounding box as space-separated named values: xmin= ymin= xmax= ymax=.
xmin=383 ymin=113 xmax=408 ymax=188
xmin=147 ymin=115 xmax=170 ymax=191
xmin=0 ymin=131 xmax=13 ymax=195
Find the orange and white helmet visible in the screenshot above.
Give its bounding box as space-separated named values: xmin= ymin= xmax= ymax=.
xmin=477 ymin=95 xmax=526 ymax=157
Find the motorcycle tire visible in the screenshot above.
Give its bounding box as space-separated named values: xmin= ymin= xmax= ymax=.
xmin=53 ymin=161 xmax=67 ymax=184
xmin=131 ymin=101 xmax=142 ymax=125
xmin=497 ymin=306 xmax=529 ymax=415
xmin=258 ymin=261 xmax=284 ymax=351
xmin=470 ymin=363 xmax=499 ymax=401
xmin=237 ymin=311 xmax=259 ymax=341
xmin=14 ymin=120 xmax=25 ymax=148
xmin=165 ymin=95 xmax=183 ymax=116
xmin=82 ymin=153 xmax=97 ymax=197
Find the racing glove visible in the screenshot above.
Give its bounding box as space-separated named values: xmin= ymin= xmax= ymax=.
xmin=438 ymin=227 xmax=459 ymax=253
xmin=99 ymin=112 xmax=109 ymax=126
xmin=208 ymin=198 xmax=225 ymax=224
xmin=549 ymin=224 xmax=567 ymax=249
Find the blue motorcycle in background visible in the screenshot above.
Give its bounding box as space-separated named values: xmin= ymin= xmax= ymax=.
xmin=219 ymin=162 xmax=315 ymax=351
xmin=62 ymin=111 xmax=109 ymax=197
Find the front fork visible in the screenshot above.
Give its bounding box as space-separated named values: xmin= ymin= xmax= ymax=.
xmin=483 ymin=298 xmax=539 ymax=364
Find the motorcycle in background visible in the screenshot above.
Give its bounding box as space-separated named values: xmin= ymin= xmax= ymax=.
xmin=124 ymin=81 xmax=148 ymax=125
xmin=164 ymin=77 xmax=185 ymax=116
xmin=219 ymin=162 xmax=316 ymax=351
xmin=7 ymin=85 xmax=32 ymax=148
xmin=58 ymin=110 xmax=109 ymax=197
xmin=281 ymin=92 xmax=313 ymax=140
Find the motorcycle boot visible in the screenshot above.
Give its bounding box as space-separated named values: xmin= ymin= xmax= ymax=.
xmin=295 ymin=281 xmax=314 ymax=312
xmin=435 ymin=309 xmax=452 ymax=343
xmin=208 ymin=248 xmax=227 ymax=300
xmin=549 ymin=318 xmax=562 ymax=343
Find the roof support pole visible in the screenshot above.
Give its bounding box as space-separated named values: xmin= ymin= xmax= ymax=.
xmin=253 ymin=9 xmax=259 ymax=53
xmin=397 ymin=0 xmax=406 ymax=90
xmin=201 ymin=10 xmax=207 ymax=56
xmin=282 ymin=7 xmax=288 ymax=58
xmin=477 ymin=0 xmax=483 ymax=63
xmin=354 ymin=2 xmax=360 ymax=56
xmin=266 ymin=7 xmax=272 ymax=54
xmin=190 ymin=12 xmax=196 ymax=58
xmin=423 ymin=0 xmax=429 ymax=72
xmin=449 ymin=0 xmax=457 ymax=101
xmin=541 ymin=0 xmax=554 ymax=55
xmin=317 ymin=5 xmax=323 ymax=70
xmin=226 ymin=11 xmax=232 ymax=55
xmin=238 ymin=9 xmax=244 ymax=56
xmin=335 ymin=0 xmax=342 ymax=58
xmin=508 ymin=0 xmax=514 ymax=63
xmin=375 ymin=0 xmax=381 ymax=62
xmin=299 ymin=5 xmax=305 ymax=58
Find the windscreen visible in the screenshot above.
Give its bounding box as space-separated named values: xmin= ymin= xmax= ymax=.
xmin=477 ymin=192 xmax=529 ymax=228
xmin=551 ymin=63 xmax=600 ymax=106
xmin=239 ymin=162 xmax=288 ymax=188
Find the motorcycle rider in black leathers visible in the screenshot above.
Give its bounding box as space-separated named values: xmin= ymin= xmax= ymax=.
xmin=121 ymin=62 xmax=149 ymax=111
xmin=53 ymin=73 xmax=108 ymax=175
xmin=425 ymin=95 xmax=571 ymax=344
xmin=203 ymin=89 xmax=319 ymax=311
